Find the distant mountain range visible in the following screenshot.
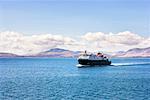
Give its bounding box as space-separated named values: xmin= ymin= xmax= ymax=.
xmin=31 ymin=48 xmax=81 ymax=58
xmin=0 ymin=53 xmax=20 ymax=57
xmin=0 ymin=48 xmax=81 ymax=58
xmin=112 ymin=47 xmax=150 ymax=57
xmin=0 ymin=47 xmax=150 ymax=58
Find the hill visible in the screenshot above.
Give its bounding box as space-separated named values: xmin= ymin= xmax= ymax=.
xmin=0 ymin=53 xmax=19 ymax=57
xmin=32 ymin=48 xmax=81 ymax=58
xmin=0 ymin=47 xmax=150 ymax=58
xmin=113 ymin=47 xmax=150 ymax=57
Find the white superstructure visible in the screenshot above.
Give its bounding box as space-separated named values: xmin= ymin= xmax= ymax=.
xmin=78 ymin=51 xmax=107 ymax=60
xmin=78 ymin=54 xmax=105 ymax=60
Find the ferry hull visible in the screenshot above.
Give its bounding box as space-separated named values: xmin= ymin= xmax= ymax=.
xmin=78 ymin=59 xmax=111 ymax=66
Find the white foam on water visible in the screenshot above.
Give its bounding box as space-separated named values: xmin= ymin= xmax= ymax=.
xmin=112 ymin=62 xmax=150 ymax=66
xmin=76 ymin=64 xmax=83 ymax=67
xmin=76 ymin=64 xmax=90 ymax=68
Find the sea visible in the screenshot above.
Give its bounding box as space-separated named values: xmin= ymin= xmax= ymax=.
xmin=0 ymin=57 xmax=150 ymax=100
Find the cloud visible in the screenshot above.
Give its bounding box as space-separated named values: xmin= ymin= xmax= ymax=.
xmin=81 ymin=32 xmax=106 ymax=41
xmin=82 ymin=31 xmax=144 ymax=45
xmin=81 ymin=31 xmax=150 ymax=52
xmin=0 ymin=31 xmax=76 ymax=55
xmin=0 ymin=31 xmax=149 ymax=55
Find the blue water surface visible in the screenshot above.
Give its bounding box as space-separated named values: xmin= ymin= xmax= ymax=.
xmin=0 ymin=57 xmax=150 ymax=100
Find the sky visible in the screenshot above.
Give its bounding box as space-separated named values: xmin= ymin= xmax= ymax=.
xmin=0 ymin=0 xmax=150 ymax=54
xmin=0 ymin=0 xmax=149 ymax=36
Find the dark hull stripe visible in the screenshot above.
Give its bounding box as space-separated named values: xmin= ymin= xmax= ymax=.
xmin=78 ymin=59 xmax=111 ymax=65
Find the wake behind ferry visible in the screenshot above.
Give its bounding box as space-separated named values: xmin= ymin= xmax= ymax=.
xmin=78 ymin=51 xmax=111 ymax=67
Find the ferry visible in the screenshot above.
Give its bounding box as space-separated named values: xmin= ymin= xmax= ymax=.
xmin=77 ymin=51 xmax=111 ymax=67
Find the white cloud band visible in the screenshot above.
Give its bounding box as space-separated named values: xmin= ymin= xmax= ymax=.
xmin=0 ymin=31 xmax=149 ymax=55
